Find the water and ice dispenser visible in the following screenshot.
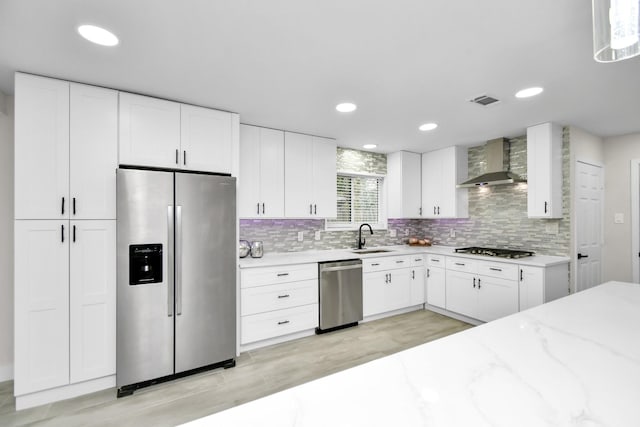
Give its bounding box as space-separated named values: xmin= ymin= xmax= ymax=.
xmin=129 ymin=244 xmax=163 ymax=285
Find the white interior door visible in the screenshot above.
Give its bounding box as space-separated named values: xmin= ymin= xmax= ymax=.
xmin=575 ymin=161 xmax=603 ymax=291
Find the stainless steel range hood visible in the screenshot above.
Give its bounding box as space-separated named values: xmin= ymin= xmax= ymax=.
xmin=457 ymin=138 xmax=526 ymax=188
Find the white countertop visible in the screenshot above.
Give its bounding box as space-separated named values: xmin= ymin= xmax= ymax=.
xmin=183 ymin=281 xmax=640 ymax=426
xmin=239 ymin=245 xmax=570 ymax=268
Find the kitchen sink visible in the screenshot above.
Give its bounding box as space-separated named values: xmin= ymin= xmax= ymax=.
xmin=351 ymin=249 xmax=392 ymax=254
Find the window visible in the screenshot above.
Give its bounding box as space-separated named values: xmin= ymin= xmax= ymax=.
xmin=326 ymin=173 xmax=386 ymax=230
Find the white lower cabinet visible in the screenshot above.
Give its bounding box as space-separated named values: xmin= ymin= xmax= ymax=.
xmin=425 ymin=254 xmax=446 ymax=308
xmin=362 ymin=255 xmax=417 ymax=317
xmin=410 ymin=267 xmax=426 ymax=306
xmin=519 ymin=264 xmax=569 ymax=311
xmin=14 ymin=219 xmax=116 ymax=398
xmin=445 ymin=257 xmax=518 ymax=322
xmin=240 ymin=263 xmax=318 ymax=346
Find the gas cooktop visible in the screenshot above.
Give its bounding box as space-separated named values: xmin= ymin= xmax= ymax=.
xmin=454 ymin=247 xmax=535 ymax=259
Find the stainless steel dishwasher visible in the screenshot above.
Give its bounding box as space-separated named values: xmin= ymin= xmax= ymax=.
xmin=317 ymin=259 xmax=363 ymax=334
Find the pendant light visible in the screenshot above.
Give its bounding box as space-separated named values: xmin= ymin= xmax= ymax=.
xmin=592 ymin=0 xmax=640 ymax=62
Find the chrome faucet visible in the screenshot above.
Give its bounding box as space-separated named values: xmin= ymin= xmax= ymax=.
xmin=358 ymin=223 xmax=373 ymax=249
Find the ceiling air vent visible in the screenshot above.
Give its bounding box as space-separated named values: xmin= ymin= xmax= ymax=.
xmin=469 ymin=95 xmax=500 ymax=106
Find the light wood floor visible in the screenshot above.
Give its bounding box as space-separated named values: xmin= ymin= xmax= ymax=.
xmin=0 ymin=309 xmax=471 ymax=427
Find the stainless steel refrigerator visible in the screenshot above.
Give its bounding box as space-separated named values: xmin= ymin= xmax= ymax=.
xmin=116 ymin=168 xmax=236 ymax=396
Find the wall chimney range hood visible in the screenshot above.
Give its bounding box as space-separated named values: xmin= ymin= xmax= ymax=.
xmin=457 ymin=138 xmax=526 ymax=188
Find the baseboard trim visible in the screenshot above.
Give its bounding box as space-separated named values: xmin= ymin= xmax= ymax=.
xmin=362 ymin=304 xmax=423 ymax=323
xmin=0 ymin=363 xmax=13 ymax=382
xmin=425 ymin=305 xmax=482 ymax=326
xmin=240 ymin=329 xmax=316 ymax=352
xmin=15 ymin=375 xmax=115 ymax=411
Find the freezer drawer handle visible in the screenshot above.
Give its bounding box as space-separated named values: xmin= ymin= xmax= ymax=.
xmin=277 ymin=294 xmax=290 ymax=299
xmin=278 ymin=320 xmax=290 ymax=325
xmin=489 ymin=267 xmax=502 ymax=272
xmin=277 ymin=272 xmax=289 ymax=277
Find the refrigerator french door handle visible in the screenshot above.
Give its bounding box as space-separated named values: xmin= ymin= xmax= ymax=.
xmin=176 ymin=205 xmax=183 ymax=315
xmin=167 ymin=206 xmax=174 ymax=317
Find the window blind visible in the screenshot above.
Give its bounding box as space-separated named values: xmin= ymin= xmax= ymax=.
xmin=328 ymin=174 xmax=381 ymax=226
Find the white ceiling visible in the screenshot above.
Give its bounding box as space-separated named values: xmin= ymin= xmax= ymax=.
xmin=1 ymin=0 xmax=639 ymax=153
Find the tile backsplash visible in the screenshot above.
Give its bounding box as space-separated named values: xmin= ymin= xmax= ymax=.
xmin=240 ymin=133 xmax=571 ymax=257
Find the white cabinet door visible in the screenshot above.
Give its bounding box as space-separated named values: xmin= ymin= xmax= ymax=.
xmin=421 ymin=150 xmax=440 ymax=218
xmin=439 ymin=146 xmax=468 ymax=218
xmin=410 ymin=266 xmax=425 ymax=305
xmin=387 ymin=269 xmax=413 ymax=312
xmin=527 ymin=122 xmax=563 ymax=218
xmin=70 ymin=83 xmax=118 ymax=220
xmin=260 ymin=128 xmax=285 ymax=217
xmin=69 ymin=220 xmax=116 ymax=383
xmin=14 ymin=220 xmax=69 ymax=395
xmin=387 ymin=151 xmax=422 ymax=218
xmin=14 ymin=73 xmax=69 ymax=220
xmin=445 ymin=270 xmax=476 ymax=318
xmin=426 ymin=266 xmax=446 ymax=308
xmin=363 ymin=272 xmax=388 ymax=317
xmin=119 ymin=92 xmax=180 ymax=168
xmin=238 ymin=125 xmax=262 ymax=217
xmin=180 ymin=104 xmax=232 ymax=173
xmin=519 ymin=266 xmax=545 ymax=311
xmin=312 ymin=137 xmax=337 ymax=218
xmin=476 ymin=275 xmax=518 ymax=322
xmin=239 ymin=125 xmax=285 ymax=218
xmin=284 ymin=132 xmax=314 ymax=217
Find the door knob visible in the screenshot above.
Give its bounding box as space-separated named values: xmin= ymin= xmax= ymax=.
xmin=577 ymin=253 xmax=589 ymax=259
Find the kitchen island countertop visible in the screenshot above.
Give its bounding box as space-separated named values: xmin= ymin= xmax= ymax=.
xmin=238 ymin=244 xmax=570 ymax=269
xmin=183 ymin=281 xmax=640 ymax=426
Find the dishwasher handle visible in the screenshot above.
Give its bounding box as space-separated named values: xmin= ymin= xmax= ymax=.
xmin=321 ymin=264 xmax=362 ymax=273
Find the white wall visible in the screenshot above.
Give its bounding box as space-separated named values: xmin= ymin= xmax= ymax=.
xmin=602 ymin=132 xmax=640 ymax=282
xmin=0 ymin=94 xmax=14 ymax=381
xmin=569 ymin=126 xmax=604 ymax=292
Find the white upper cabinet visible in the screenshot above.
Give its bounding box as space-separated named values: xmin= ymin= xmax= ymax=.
xmin=119 ymin=92 xmax=236 ymax=173
xmin=70 ymin=83 xmax=118 ymax=219
xmin=15 ymin=74 xmax=118 ymax=220
xmin=421 ymin=146 xmax=468 ymax=218
xmin=15 ymin=73 xmax=70 ymax=219
xmin=387 ymin=151 xmax=422 ymax=218
xmin=284 ymin=132 xmax=337 ymax=218
xmin=180 ymin=104 xmax=233 ymax=174
xmin=527 ymin=122 xmax=563 ymax=218
xmin=119 ymin=92 xmax=181 ymax=169
xmin=239 ymin=125 xmax=285 ymax=218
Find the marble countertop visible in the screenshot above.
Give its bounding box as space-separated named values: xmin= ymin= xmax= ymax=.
xmin=183 ymin=281 xmax=640 ymax=426
xmin=239 ymin=245 xmax=570 ymax=269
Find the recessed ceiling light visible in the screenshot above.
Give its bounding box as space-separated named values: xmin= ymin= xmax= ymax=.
xmin=363 ymin=144 xmax=377 ymax=149
xmin=336 ymin=102 xmax=357 ymax=113
xmin=515 ymin=87 xmax=543 ymax=98
xmin=77 ymin=25 xmax=119 ymax=46
xmin=419 ymin=123 xmax=438 ymax=131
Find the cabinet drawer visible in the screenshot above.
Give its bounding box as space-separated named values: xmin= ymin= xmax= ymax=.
xmin=477 ymin=260 xmax=518 ymax=281
xmin=410 ymin=254 xmax=425 ymax=267
xmin=241 ymin=279 xmax=318 ymax=316
xmin=426 ymin=254 xmax=445 ymax=267
xmin=241 ymin=263 xmax=317 ymax=288
xmin=241 ymin=304 xmax=318 ymax=344
xmin=446 ymin=257 xmax=477 ymax=273
xmin=362 ymin=255 xmax=411 ymax=273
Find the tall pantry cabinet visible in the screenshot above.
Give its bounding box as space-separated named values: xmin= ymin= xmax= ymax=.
xmin=14 ymin=73 xmax=117 ymax=409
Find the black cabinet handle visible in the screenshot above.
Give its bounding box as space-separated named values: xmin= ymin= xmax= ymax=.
xmin=257 ymin=203 xmax=260 ymax=214
xmin=175 ymin=149 xmax=179 ymax=164
xmin=314 ymin=204 xmax=317 ymax=215
xmin=473 ymin=277 xmax=476 ymax=288
xmin=427 ymin=268 xmax=430 ymax=278
xmin=72 ymin=197 xmax=76 ymax=215
xmin=577 ymin=253 xmax=589 ymax=259
xmin=262 ymin=203 xmax=265 ymax=214
xmin=433 ymin=206 xmax=436 ymax=215
xmin=183 ymin=150 xmax=187 ymax=166
xmin=489 ymin=267 xmax=502 ymax=272
xmin=61 ymin=197 xmax=65 ymax=215
xmin=276 ymin=273 xmax=289 ymax=277
xmin=277 ymin=320 xmax=290 ymax=325
xmin=61 ymin=224 xmax=64 ymax=242
xmin=309 ymin=204 xmax=313 ymax=214
xmin=73 ymin=225 xmax=76 ymax=242
xmin=277 ymin=294 xmax=290 ymax=299
xmin=455 ymin=262 xmax=465 ymax=266
xmin=544 ymin=201 xmax=548 ymax=213
xmin=388 ymin=273 xmax=392 ymax=283
xmin=412 ymin=270 xmax=415 ymax=279
xmin=419 ymin=207 xmax=422 ymax=216
xmin=396 ymin=260 xmax=404 ymax=264
xmin=371 ymin=263 xmax=380 ymax=266
xmin=520 ymin=269 xmax=523 ymax=281
xmin=431 ymin=258 xmax=440 ymax=263
xmin=478 ymin=278 xmax=481 ymax=289
xmin=437 ymin=206 xmax=440 ymax=215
